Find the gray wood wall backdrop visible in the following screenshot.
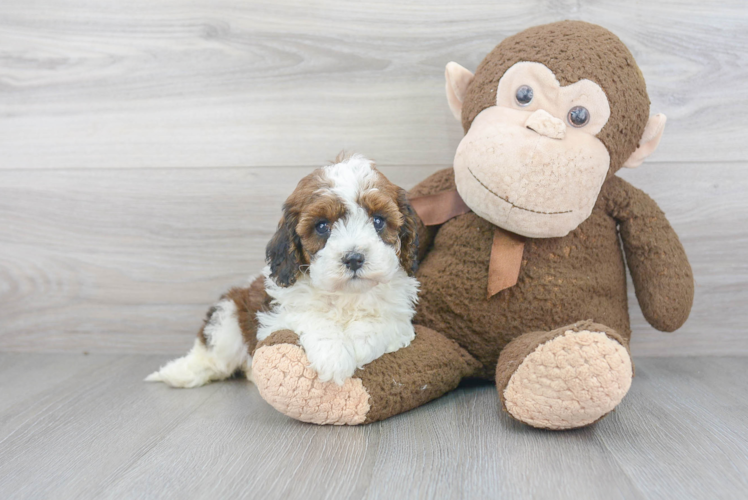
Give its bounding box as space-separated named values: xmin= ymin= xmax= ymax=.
xmin=1 ymin=0 xmax=746 ymax=356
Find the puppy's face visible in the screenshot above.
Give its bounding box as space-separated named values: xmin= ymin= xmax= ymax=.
xmin=266 ymin=154 xmax=418 ymax=293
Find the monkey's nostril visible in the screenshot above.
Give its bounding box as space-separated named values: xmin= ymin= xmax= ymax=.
xmin=343 ymin=252 xmax=365 ymax=272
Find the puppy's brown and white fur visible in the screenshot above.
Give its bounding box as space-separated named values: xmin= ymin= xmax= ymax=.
xmin=146 ymin=154 xmax=419 ymax=387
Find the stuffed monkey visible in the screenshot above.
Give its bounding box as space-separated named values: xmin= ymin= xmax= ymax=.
xmin=241 ymin=21 xmax=694 ymax=429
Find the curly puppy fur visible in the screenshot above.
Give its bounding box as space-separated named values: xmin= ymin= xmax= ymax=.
xmin=146 ymin=154 xmax=420 ymax=388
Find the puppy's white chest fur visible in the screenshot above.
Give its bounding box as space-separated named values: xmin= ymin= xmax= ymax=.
xmin=257 ymin=266 xmax=419 ymax=385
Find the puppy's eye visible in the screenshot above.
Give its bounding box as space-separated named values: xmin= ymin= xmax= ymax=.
xmin=315 ymin=220 xmax=330 ymax=235
xmin=515 ymin=85 xmax=533 ymax=106
xmin=372 ymin=216 xmax=385 ymax=232
xmin=568 ymin=106 xmax=590 ymax=127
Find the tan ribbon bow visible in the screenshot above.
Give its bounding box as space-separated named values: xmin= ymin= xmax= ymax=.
xmin=409 ymin=190 xmax=526 ymax=298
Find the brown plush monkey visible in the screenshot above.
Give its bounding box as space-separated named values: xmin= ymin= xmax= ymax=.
xmin=249 ymin=21 xmax=694 ymax=429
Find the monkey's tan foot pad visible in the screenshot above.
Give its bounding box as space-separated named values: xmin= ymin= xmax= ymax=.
xmin=500 ymin=329 xmax=633 ymax=430
xmin=253 ymin=342 xmax=370 ymax=425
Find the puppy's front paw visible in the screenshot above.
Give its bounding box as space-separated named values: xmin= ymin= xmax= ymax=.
xmin=304 ymin=341 xmax=358 ymax=386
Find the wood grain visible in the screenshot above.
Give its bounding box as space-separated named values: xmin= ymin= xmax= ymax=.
xmin=0 ymin=354 xmax=223 ymax=499
xmin=0 ymin=163 xmax=745 ymax=356
xmin=0 ymin=0 xmax=746 ymax=169
xmin=1 ymin=3 xmax=745 ymax=496
xmin=1 ymin=0 xmax=746 ymax=356
xmin=0 ymin=353 xmax=745 ymax=499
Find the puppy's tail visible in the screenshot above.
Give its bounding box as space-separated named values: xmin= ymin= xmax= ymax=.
xmin=145 ymin=299 xmax=253 ymax=388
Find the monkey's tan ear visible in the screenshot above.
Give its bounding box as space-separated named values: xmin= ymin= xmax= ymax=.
xmin=623 ymin=114 xmax=667 ymax=169
xmin=445 ymin=62 xmax=474 ymax=121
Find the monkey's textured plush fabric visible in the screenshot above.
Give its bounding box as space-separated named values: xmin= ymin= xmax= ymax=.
xmin=249 ymin=20 xmax=694 ymax=429
xmin=497 ymin=321 xmax=633 ymax=429
xmin=463 ymin=20 xmax=649 ymax=175
xmin=253 ymin=330 xmax=372 ymax=425
xmin=253 ymin=326 xmax=478 ymax=425
xmin=411 ymin=168 xmax=693 ymax=378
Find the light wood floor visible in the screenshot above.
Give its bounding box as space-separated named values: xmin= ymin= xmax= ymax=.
xmin=0 ymin=353 xmax=746 ymax=499
xmin=2 ymin=1 xmax=747 ymax=498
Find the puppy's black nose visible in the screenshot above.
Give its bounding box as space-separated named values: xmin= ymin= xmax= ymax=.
xmin=343 ymin=252 xmax=365 ymax=272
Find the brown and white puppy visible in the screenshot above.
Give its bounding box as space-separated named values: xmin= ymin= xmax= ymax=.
xmin=146 ymin=154 xmax=419 ymax=387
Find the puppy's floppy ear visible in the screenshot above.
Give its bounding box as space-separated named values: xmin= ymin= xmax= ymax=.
xmin=397 ymin=189 xmax=419 ymax=276
xmin=266 ymin=207 xmax=304 ymax=287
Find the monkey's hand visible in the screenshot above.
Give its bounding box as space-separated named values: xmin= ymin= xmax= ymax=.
xmin=605 ymin=176 xmax=694 ymax=332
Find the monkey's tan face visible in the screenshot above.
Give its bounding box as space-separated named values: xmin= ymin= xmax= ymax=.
xmin=454 ymin=62 xmax=612 ymax=238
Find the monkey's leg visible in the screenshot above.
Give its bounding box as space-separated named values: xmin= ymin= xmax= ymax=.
xmin=252 ymin=325 xmax=481 ymax=425
xmin=495 ymin=320 xmax=633 ymax=430
xmin=145 ymin=276 xmax=268 ymax=388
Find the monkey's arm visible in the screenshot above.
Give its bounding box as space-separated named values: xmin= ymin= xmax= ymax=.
xmin=604 ymin=176 xmax=694 ymax=332
xmin=407 ymin=167 xmax=457 ymax=261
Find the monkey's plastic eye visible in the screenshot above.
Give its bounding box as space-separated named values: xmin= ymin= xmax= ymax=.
xmin=515 ymin=85 xmax=533 ymax=106
xmin=315 ymin=220 xmax=330 ymax=235
xmin=372 ymin=216 xmax=385 ymax=232
xmin=568 ymin=106 xmax=590 ymax=127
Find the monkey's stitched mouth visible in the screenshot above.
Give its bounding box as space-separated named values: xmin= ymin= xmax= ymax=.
xmin=467 ymin=166 xmax=572 ymax=215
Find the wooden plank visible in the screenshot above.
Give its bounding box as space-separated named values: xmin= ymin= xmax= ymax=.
xmin=101 ymin=382 xmax=643 ymax=500
xmin=0 ymin=354 xmax=223 ymax=499
xmin=102 ymin=378 xmax=383 ymax=500
xmin=599 ymin=357 xmax=748 ymax=498
xmin=0 ymin=352 xmax=117 ymax=414
xmin=360 ymin=389 xmax=642 ymax=500
xmin=0 ymin=163 xmax=745 ymax=356
xmin=0 ymin=354 xmax=746 ymax=499
xmin=0 ymin=0 xmax=746 ymax=169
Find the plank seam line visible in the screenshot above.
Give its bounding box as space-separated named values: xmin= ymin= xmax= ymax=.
xmin=0 ymin=160 xmax=736 ymax=172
